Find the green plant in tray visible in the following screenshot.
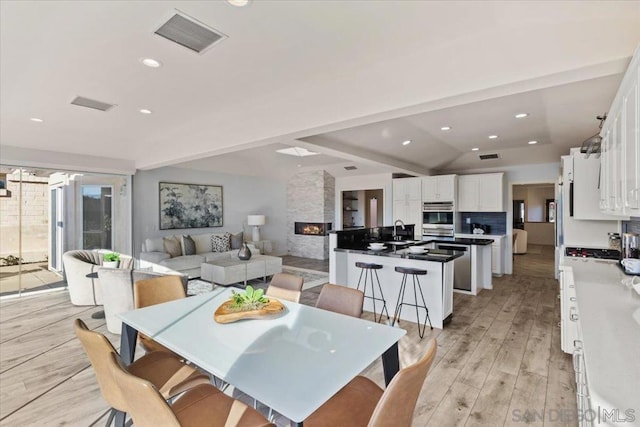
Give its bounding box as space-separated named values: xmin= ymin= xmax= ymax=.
xmin=229 ymin=286 xmax=269 ymax=311
xmin=103 ymin=252 xmax=120 ymax=262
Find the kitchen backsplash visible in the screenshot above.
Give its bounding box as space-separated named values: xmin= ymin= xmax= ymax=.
xmin=458 ymin=212 xmax=507 ymax=235
xmin=622 ymin=220 xmax=640 ymax=234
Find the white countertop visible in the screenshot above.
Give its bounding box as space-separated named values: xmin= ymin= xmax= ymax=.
xmin=562 ymin=257 xmax=640 ymax=419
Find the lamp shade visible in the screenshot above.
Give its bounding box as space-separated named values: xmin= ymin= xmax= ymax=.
xmin=247 ymin=215 xmax=266 ymax=226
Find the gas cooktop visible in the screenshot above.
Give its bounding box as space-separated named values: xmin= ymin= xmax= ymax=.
xmin=565 ymin=247 xmax=620 ymax=260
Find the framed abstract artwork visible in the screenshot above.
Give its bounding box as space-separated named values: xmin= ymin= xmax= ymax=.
xmin=159 ymin=182 xmax=223 ymax=230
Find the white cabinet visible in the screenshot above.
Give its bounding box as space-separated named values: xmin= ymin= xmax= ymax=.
xmin=457 ymin=173 xmax=504 ymax=212
xmin=422 ymin=175 xmax=456 ymax=202
xmin=559 ymin=267 xmax=580 ymax=354
xmin=491 ymin=236 xmax=504 ymax=276
xmin=392 ymin=178 xmax=422 ymax=239
xmin=600 ymin=45 xmax=640 ymax=217
xmin=456 ymin=233 xmax=504 ymax=276
xmin=569 ymin=148 xmax=617 ymax=220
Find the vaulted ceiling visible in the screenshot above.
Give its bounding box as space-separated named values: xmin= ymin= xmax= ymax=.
xmin=1 ymin=1 xmax=639 ymax=178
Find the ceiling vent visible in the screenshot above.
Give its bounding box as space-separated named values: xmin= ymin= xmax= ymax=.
xmin=479 ymin=153 xmax=500 ymax=160
xmin=70 ymin=96 xmax=115 ymax=112
xmin=155 ymin=12 xmax=227 ymax=54
xmin=344 ymin=166 xmax=358 ymax=171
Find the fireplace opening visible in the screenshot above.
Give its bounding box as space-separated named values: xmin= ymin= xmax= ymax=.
xmin=295 ymin=222 xmax=332 ymax=236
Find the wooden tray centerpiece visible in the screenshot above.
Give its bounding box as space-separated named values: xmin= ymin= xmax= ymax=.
xmin=214 ymin=286 xmax=285 ymax=324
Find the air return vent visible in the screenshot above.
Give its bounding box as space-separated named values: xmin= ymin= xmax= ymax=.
xmin=479 ymin=153 xmax=500 ymax=160
xmin=70 ymin=96 xmax=115 ymax=112
xmin=344 ymin=166 xmax=358 ymax=171
xmin=155 ymin=12 xmax=227 ymax=54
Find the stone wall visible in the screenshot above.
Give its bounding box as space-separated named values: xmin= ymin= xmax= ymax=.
xmin=287 ymin=170 xmax=335 ymax=260
xmin=0 ymin=172 xmax=49 ymax=263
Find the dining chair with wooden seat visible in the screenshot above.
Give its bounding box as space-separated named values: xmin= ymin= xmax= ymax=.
xmin=304 ymin=338 xmax=437 ymax=427
xmin=265 ymin=272 xmax=304 ymax=303
xmin=315 ymin=283 xmax=365 ymax=318
xmin=134 ymin=275 xmax=186 ymax=354
xmin=74 ymin=319 xmax=210 ymax=426
xmin=107 ymin=352 xmax=274 ymax=427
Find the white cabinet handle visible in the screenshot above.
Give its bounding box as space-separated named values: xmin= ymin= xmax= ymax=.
xmin=570 ymin=307 xmax=579 ymax=321
xmin=570 ymin=297 xmax=576 ymax=302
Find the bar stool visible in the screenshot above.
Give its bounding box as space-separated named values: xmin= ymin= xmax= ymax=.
xmin=392 ymin=266 xmax=433 ymax=338
xmin=355 ymin=262 xmax=389 ymax=323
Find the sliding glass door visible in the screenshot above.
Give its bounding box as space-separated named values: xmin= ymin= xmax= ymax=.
xmin=81 ymin=185 xmax=113 ymax=250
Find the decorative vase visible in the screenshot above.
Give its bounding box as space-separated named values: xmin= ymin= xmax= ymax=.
xmin=238 ymin=243 xmax=252 ymax=260
xmin=103 ymin=261 xmax=119 ymax=268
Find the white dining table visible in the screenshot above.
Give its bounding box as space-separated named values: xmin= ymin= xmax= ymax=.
xmin=118 ymin=288 xmax=406 ymax=426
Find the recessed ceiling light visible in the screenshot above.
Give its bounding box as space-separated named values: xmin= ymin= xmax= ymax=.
xmin=139 ymin=109 xmax=152 ymax=114
xmin=515 ymin=113 xmax=529 ymax=119
xmin=488 ymin=135 xmax=498 ymax=139
xmin=140 ymin=58 xmax=162 ymax=68
xmin=440 ymin=126 xmax=451 ymax=131
xmin=528 ymin=140 xmax=538 ymax=145
xmin=402 ymin=140 xmax=412 ymax=146
xmin=472 ymin=147 xmax=479 ymax=151
xmin=30 ymin=117 xmax=44 ymax=123
xmin=227 ymin=0 xmax=251 ymax=6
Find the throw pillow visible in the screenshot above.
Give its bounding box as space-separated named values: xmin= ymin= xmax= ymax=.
xmin=181 ymin=235 xmax=196 ymax=256
xmin=145 ymin=237 xmax=164 ymax=253
xmin=211 ymin=233 xmax=231 ymax=252
xmin=163 ymin=236 xmax=182 ymax=258
xmin=191 ymin=234 xmax=212 ymax=254
xmin=230 ymin=231 xmax=243 ymax=250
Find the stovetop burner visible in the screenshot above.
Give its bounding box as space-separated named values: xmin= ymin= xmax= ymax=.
xmin=565 ymin=247 xmax=620 ymax=260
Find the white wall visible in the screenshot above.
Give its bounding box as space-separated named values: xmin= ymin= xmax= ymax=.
xmin=335 ymin=173 xmax=393 ymax=229
xmin=133 ymin=167 xmax=287 ymax=257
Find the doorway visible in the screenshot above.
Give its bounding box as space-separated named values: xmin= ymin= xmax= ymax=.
xmin=341 ymin=189 xmax=384 ymax=228
xmin=511 ymin=183 xmax=556 ymax=278
xmin=81 ymin=185 xmax=114 ymax=250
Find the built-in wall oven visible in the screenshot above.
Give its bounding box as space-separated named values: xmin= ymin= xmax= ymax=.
xmin=423 ymin=202 xmax=454 ymax=237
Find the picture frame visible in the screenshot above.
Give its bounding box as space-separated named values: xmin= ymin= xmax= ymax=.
xmin=159 ymin=182 xmax=223 ymax=230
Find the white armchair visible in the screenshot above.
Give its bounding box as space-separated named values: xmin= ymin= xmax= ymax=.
xmin=97 ymin=268 xmax=187 ymax=334
xmin=62 ymin=250 xmax=133 ymax=306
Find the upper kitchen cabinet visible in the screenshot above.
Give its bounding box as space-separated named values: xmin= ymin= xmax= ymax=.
xmin=393 ymin=177 xmax=421 ymax=202
xmin=422 ymin=175 xmax=456 ymax=202
xmin=600 ymin=45 xmax=639 ymax=217
xmin=457 ymin=173 xmax=505 ymax=212
xmin=392 ymin=177 xmax=422 ymax=239
xmin=566 ymin=149 xmax=618 ymax=220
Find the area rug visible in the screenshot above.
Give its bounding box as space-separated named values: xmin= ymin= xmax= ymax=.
xmin=187 ymin=266 xmax=329 ymax=296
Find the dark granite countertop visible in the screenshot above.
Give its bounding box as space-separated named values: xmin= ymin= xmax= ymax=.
xmin=423 ymin=237 xmax=494 ymax=246
xmin=333 ymin=247 xmax=463 ymax=263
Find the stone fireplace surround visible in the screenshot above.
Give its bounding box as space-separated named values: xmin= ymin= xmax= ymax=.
xmin=287 ymin=171 xmax=335 ymax=260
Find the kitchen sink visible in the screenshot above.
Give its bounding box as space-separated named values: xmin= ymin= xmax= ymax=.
xmin=385 ymin=240 xmax=420 ymax=245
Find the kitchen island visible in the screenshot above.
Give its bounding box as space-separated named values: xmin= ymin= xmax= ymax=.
xmin=330 ymin=226 xmax=474 ymax=329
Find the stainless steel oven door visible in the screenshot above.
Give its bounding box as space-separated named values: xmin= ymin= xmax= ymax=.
xmin=422 ymin=224 xmax=454 ymax=237
xmin=422 ymin=210 xmax=454 ymax=226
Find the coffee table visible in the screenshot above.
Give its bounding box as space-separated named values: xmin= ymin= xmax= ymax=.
xmin=201 ymin=255 xmax=282 ymax=286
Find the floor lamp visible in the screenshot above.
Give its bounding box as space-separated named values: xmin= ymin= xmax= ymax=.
xmin=247 ymin=215 xmax=265 ymax=242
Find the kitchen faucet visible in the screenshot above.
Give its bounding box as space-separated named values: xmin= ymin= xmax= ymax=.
xmin=393 ymin=219 xmax=406 ymax=241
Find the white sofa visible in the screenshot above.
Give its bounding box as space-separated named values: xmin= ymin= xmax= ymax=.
xmin=139 ymin=231 xmax=259 ymax=278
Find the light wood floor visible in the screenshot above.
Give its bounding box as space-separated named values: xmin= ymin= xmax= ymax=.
xmin=0 ymin=251 xmax=577 ymax=426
